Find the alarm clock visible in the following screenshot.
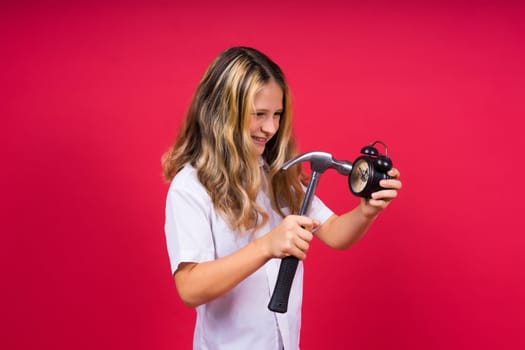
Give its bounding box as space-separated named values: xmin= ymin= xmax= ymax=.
xmin=348 ymin=141 xmax=393 ymax=198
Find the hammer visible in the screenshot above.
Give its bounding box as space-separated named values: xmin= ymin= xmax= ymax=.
xmin=268 ymin=151 xmax=352 ymax=313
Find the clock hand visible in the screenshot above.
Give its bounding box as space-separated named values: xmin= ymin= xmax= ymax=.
xmin=359 ymin=168 xmax=368 ymax=182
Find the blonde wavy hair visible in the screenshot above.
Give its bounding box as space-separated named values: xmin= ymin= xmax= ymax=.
xmin=162 ymin=47 xmax=304 ymax=232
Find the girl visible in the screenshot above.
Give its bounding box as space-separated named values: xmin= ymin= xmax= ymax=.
xmin=163 ymin=46 xmax=402 ymax=349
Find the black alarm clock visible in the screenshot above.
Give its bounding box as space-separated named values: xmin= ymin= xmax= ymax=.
xmin=348 ymin=141 xmax=393 ymax=198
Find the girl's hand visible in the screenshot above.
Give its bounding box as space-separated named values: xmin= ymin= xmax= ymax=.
xmin=258 ymin=215 xmax=319 ymax=260
xmin=360 ymin=168 xmax=402 ymax=219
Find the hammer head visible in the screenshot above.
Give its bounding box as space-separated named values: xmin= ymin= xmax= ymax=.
xmin=282 ymin=151 xmax=352 ymax=175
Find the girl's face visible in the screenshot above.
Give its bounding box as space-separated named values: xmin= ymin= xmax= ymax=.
xmin=249 ymin=80 xmax=283 ymax=156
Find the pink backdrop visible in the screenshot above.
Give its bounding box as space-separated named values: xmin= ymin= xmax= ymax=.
xmin=3 ymin=1 xmax=525 ymax=349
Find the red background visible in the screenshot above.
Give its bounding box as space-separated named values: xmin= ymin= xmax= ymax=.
xmin=3 ymin=1 xmax=525 ymax=349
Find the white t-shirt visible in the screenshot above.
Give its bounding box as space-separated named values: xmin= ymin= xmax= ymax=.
xmin=165 ymin=163 xmax=334 ymax=350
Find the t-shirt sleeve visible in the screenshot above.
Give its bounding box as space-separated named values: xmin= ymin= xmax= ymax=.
xmin=307 ymin=194 xmax=334 ymax=225
xmin=164 ymin=173 xmax=215 ymax=275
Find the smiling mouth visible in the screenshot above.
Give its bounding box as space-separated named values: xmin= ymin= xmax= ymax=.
xmin=252 ymin=136 xmax=268 ymax=145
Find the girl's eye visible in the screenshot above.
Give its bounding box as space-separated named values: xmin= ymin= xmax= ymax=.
xmin=252 ymin=111 xmax=282 ymax=119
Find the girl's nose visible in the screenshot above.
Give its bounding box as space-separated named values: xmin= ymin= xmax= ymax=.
xmin=261 ymin=116 xmax=279 ymax=134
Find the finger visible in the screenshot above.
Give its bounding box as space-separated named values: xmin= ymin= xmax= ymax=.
xmin=296 ymin=251 xmax=307 ymax=261
xmin=287 ymin=243 xmax=307 ymax=260
xmin=283 ymin=241 xmax=309 ymax=260
xmin=297 ymin=228 xmax=314 ymax=242
xmin=294 ymin=237 xmax=310 ymax=253
xmin=371 ymin=189 xmax=398 ymax=200
xmin=300 ymin=222 xmax=319 ymax=235
xmin=295 ymin=216 xmax=319 ymax=231
xmin=380 ymin=178 xmax=402 ymax=190
xmin=387 ymin=168 xmax=401 ymax=178
xmin=366 ymin=198 xmax=389 ymax=209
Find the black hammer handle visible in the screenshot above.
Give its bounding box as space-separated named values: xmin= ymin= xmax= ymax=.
xmin=268 ymin=172 xmax=321 ymax=313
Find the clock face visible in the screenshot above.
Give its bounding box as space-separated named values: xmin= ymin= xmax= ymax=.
xmin=350 ymin=158 xmax=370 ymax=193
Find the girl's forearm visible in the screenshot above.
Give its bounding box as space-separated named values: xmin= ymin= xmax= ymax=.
xmin=316 ymin=206 xmax=377 ymax=250
xmin=175 ymin=237 xmax=270 ymax=307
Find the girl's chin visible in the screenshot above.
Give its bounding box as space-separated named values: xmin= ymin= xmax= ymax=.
xmin=250 ymin=145 xmax=265 ymax=157
xmin=251 ymin=141 xmax=265 ymax=152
